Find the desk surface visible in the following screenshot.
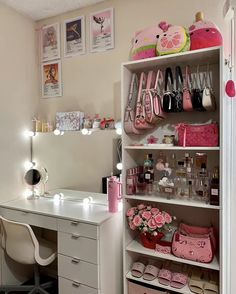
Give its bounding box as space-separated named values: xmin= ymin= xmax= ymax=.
xmin=0 ymin=189 xmax=119 ymax=225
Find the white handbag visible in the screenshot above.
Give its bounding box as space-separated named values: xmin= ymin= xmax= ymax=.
xmin=202 ymin=65 xmax=216 ymax=111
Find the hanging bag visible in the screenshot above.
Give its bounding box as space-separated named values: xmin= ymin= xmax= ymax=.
xmin=124 ymin=74 xmax=145 ymax=134
xmin=191 ymin=65 xmax=206 ymax=112
xmin=183 ymin=65 xmax=193 ymax=111
xmin=172 ymin=66 xmax=184 ymax=112
xmin=202 ymin=64 xmax=216 ymax=111
xmin=144 ymin=69 xmax=166 ymax=124
xmin=134 ymin=72 xmax=154 ymax=130
xmin=162 ymin=67 xmax=175 ymax=113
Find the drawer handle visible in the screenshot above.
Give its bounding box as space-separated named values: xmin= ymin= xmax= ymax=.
xmin=72 ymin=282 xmax=80 ymax=288
xmin=71 ymin=233 xmax=80 ymax=239
xmin=71 ymin=258 xmax=80 ymax=264
xmin=71 ymin=221 xmax=79 ymax=226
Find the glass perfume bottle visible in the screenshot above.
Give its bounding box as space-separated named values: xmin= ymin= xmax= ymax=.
xmin=144 ymin=154 xmax=154 ymax=194
xmin=210 ymin=167 xmax=220 ymax=206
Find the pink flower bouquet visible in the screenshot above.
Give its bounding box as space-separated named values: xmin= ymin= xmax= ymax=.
xmin=126 ymin=204 xmax=173 ymax=236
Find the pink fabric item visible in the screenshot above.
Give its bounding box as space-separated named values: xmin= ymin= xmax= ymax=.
xmin=172 ymin=223 xmax=216 ymax=263
xmin=189 ymin=19 xmax=223 ymax=50
xmin=158 ymin=268 xmax=172 ymax=286
xmin=176 ymin=122 xmax=219 ymax=147
xmin=225 ymin=80 xmax=236 ymax=98
xmin=171 ymin=272 xmax=188 ymax=289
xmin=183 ymin=65 xmax=193 ymax=111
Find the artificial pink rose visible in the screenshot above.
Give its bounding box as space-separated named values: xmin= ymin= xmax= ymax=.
xmin=133 ymin=215 xmax=142 ymax=227
xmin=151 ymin=207 xmax=159 ymax=215
xmin=142 ymin=211 xmax=152 ymax=220
xmin=154 ymin=213 xmax=165 ymax=228
xmin=147 ymin=218 xmax=157 ymax=230
xmin=129 ymin=221 xmax=136 ymax=230
xmin=126 ymin=208 xmax=136 ymax=217
xmin=164 ymin=212 xmax=172 ymax=224
xmin=137 ymin=204 xmax=146 ymax=210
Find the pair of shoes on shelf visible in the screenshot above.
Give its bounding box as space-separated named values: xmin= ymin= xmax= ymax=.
xmin=158 ymin=260 xmax=189 ymax=289
xmin=189 ymin=268 xmax=219 ymax=294
xmin=131 ymin=260 xmax=163 ymax=281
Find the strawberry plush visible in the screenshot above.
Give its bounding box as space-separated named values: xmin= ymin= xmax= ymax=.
xmin=189 ymin=12 xmax=223 ymax=50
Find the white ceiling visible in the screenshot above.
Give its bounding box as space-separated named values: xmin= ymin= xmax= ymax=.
xmin=0 ymin=0 xmax=106 ymax=20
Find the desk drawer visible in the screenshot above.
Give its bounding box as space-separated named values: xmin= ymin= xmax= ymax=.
xmin=59 ymin=277 xmax=98 ymax=294
xmin=58 ymin=219 xmax=98 ymax=239
xmin=58 ymin=255 xmax=99 ymax=289
xmin=0 ymin=208 xmax=57 ymax=230
xmin=58 ymin=232 xmax=98 ymax=264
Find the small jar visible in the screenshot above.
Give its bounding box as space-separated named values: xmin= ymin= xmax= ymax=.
xmin=162 ymin=135 xmax=175 ymax=145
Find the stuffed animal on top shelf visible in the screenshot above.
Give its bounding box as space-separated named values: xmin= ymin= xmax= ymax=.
xmin=130 ymin=23 xmax=164 ymax=60
xmin=189 ymin=12 xmax=223 ymax=50
xmin=156 ymin=22 xmax=190 ymax=56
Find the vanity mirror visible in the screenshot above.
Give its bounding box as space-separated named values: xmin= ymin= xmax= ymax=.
xmin=24 ymin=166 xmax=48 ymax=197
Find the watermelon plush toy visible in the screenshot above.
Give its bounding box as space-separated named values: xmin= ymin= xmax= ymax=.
xmin=130 ymin=24 xmax=164 ymax=60
xmin=189 ymin=12 xmax=223 ymax=50
xmin=156 ymin=22 xmax=190 ymax=56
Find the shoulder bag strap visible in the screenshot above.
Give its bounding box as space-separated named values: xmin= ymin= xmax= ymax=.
xmin=184 ymin=65 xmax=193 ymax=90
xmin=137 ymin=72 xmax=146 ymax=103
xmin=164 ymin=67 xmax=174 ymax=92
xmin=175 ymin=66 xmax=183 ymax=91
xmin=127 ymin=74 xmax=137 ymax=106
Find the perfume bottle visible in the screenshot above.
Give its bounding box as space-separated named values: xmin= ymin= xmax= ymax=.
xmin=210 ymin=167 xmax=219 ymax=206
xmin=144 ymin=154 xmax=154 ymax=194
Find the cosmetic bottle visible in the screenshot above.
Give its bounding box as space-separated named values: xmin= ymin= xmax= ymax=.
xmin=144 ymin=154 xmax=154 ymax=194
xmin=210 ymin=167 xmax=219 ymax=206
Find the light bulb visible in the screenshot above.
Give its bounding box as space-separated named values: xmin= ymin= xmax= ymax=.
xmin=24 ymin=161 xmax=34 ymax=170
xmin=53 ymin=194 xmax=61 ymax=201
xmin=116 ymin=128 xmax=122 ymax=135
xmin=54 ymin=129 xmax=60 ymax=136
xmin=116 ymin=162 xmax=123 ymax=170
xmin=81 ymin=128 xmax=89 ymax=135
xmin=23 ymin=189 xmax=33 ymax=198
xmin=83 ymin=198 xmax=90 ymax=205
xmin=60 ymin=131 xmax=64 ymax=136
xmin=24 ymin=130 xmax=36 ymax=137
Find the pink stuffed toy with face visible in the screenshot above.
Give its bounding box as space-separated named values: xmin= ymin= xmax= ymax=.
xmin=130 ymin=23 xmax=167 ymax=60
xmin=189 ymin=12 xmax=223 ymax=51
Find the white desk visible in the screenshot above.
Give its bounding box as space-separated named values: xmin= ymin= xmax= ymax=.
xmin=0 ymin=189 xmax=123 ymax=294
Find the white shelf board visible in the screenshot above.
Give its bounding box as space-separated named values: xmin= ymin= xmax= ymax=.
xmin=124 ymin=195 xmax=220 ymax=210
xmin=126 ymin=239 xmax=220 ymax=271
xmin=124 ymin=145 xmax=220 ymax=151
xmin=126 ymin=272 xmax=192 ymax=294
xmin=122 ymin=46 xmax=221 ymax=72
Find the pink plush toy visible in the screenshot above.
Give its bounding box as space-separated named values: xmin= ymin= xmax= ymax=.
xmin=130 ymin=23 xmax=165 ymax=60
xmin=189 ymin=12 xmax=223 ymax=51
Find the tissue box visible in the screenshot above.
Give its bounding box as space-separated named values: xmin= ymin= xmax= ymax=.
xmin=56 ymin=111 xmax=84 ymax=131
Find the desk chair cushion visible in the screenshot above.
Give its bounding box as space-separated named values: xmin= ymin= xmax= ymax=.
xmin=1 ymin=216 xmax=56 ymax=266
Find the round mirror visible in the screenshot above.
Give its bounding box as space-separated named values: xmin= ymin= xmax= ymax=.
xmin=24 ymin=168 xmax=42 ymax=186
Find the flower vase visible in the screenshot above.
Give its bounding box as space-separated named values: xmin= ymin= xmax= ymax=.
xmin=140 ymin=232 xmax=164 ymax=249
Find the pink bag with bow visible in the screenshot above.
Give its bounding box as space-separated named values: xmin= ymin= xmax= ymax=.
xmin=176 ymin=122 xmax=219 ymax=147
xmin=183 ymin=65 xmax=193 ymax=111
xmin=172 ymin=223 xmax=216 ymax=263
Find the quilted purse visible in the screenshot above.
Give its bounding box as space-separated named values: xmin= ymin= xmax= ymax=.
xmin=124 ymin=74 xmax=145 ymax=134
xmin=162 ymin=67 xmax=175 ymax=113
xmin=144 ymin=69 xmax=166 ymax=124
xmin=176 ymin=122 xmax=219 ymax=147
xmin=134 ymin=72 xmax=154 ymax=130
xmin=183 ymin=65 xmax=193 ymax=111
xmin=172 ymin=223 xmax=216 ymax=263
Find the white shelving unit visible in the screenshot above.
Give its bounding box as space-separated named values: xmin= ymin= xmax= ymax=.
xmin=121 ymin=47 xmax=231 ymax=294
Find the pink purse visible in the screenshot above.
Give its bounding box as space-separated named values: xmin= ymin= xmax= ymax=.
xmin=134 ymin=72 xmax=154 ymax=130
xmin=183 ymin=65 xmax=193 ymax=111
xmin=144 ymin=70 xmax=166 ymax=124
xmin=176 ymin=122 xmax=219 ymax=147
xmin=172 ymin=223 xmax=216 ymax=263
xmin=124 ymin=74 xmax=145 ymax=134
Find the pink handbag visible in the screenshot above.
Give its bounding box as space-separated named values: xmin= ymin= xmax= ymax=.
xmin=183 ymin=65 xmax=193 ymax=111
xmin=144 ymin=70 xmax=166 ymax=124
xmin=124 ymin=74 xmax=145 ymax=134
xmin=134 ymin=72 xmax=154 ymax=130
xmin=176 ymin=122 xmax=219 ymax=147
xmin=172 ymin=223 xmax=216 ymax=263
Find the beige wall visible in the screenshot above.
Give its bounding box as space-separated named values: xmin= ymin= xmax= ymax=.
xmin=36 ymin=0 xmax=227 ymax=122
xmin=0 ymin=3 xmax=38 ymax=201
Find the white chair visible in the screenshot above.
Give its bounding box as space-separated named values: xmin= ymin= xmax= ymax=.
xmin=0 ymin=216 xmax=57 ymax=294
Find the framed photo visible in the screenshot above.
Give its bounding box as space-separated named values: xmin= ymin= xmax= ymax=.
xmin=90 ymin=8 xmax=114 ymax=53
xmin=41 ymin=23 xmax=60 ymax=62
xmin=41 ymin=61 xmax=62 ymax=98
xmin=64 ymin=16 xmax=85 ymax=57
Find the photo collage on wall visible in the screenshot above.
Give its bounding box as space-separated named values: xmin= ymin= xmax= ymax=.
xmin=40 ymin=8 xmax=114 ymax=98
